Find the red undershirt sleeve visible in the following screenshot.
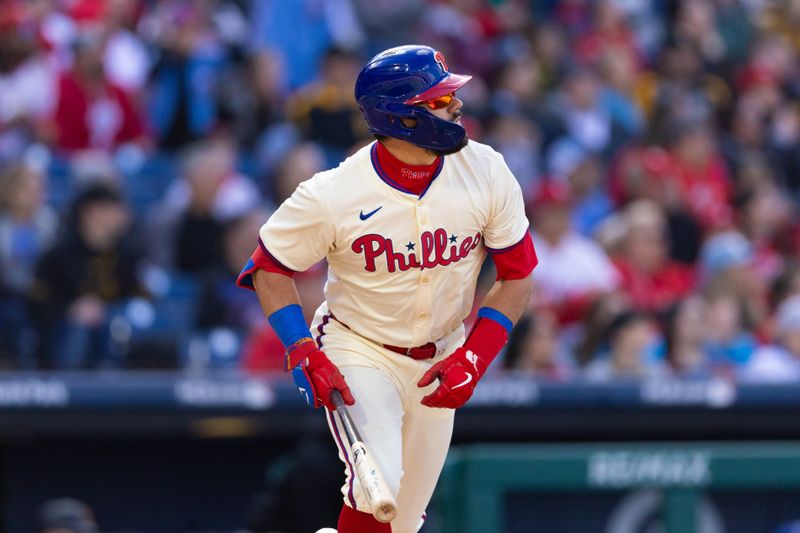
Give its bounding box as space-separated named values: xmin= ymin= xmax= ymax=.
xmin=487 ymin=232 xmax=537 ymax=280
xmin=236 ymin=239 xmax=296 ymax=291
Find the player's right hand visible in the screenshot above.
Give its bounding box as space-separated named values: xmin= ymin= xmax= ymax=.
xmin=291 ymin=346 xmax=355 ymax=410
xmin=417 ymin=347 xmax=485 ymax=409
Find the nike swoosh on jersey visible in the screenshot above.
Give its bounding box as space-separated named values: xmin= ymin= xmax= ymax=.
xmin=359 ymin=206 xmax=383 ymax=220
xmin=451 ymin=372 xmax=473 ymax=390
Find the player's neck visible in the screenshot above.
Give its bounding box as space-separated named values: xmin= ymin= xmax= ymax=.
xmin=379 ymin=138 xmax=438 ymax=165
xmin=375 ymin=141 xmax=441 ymax=195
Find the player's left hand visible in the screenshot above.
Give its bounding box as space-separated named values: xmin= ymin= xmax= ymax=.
xmin=292 ymin=349 xmax=355 ymax=410
xmin=417 ymin=347 xmax=487 ymax=408
xmin=287 ymin=338 xmax=354 ymax=410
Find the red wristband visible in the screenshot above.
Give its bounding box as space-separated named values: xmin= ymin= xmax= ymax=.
xmin=463 ymin=316 xmax=509 ymax=375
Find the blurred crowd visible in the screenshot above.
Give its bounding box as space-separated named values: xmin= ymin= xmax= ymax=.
xmin=1 ymin=0 xmax=800 ymax=385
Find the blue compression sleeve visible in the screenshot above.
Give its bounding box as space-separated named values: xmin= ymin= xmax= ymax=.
xmin=268 ymin=304 xmax=313 ymax=347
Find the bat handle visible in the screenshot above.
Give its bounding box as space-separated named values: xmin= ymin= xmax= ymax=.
xmin=330 ymin=389 xmax=345 ymax=410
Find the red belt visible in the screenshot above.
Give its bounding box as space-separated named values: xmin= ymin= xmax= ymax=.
xmin=328 ymin=312 xmax=438 ymax=360
xmin=381 ymin=342 xmax=438 ymax=360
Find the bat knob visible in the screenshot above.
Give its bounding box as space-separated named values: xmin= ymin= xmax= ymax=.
xmin=375 ymin=504 xmax=397 ymax=523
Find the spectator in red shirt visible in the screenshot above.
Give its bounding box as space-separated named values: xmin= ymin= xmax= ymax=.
xmin=668 ymin=120 xmax=733 ymax=231
xmin=49 ymin=33 xmax=147 ymax=153
xmin=612 ymin=199 xmax=696 ymax=313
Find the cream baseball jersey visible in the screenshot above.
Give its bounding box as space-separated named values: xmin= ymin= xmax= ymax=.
xmin=258 ymin=140 xmax=530 ymax=348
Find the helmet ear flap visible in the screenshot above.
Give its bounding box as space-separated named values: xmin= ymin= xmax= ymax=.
xmin=362 ymin=99 xmax=420 ymax=138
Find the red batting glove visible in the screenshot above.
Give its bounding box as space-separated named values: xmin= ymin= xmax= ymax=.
xmin=289 ymin=340 xmax=355 ymax=410
xmin=417 ymin=310 xmax=512 ymax=408
xmin=416 ymin=347 xmax=486 ymax=409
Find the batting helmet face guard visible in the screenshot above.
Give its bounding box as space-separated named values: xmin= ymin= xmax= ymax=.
xmin=355 ymin=45 xmax=472 ymax=151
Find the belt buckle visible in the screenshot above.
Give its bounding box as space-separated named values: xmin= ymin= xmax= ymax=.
xmin=405 ymin=347 xmax=413 ymax=356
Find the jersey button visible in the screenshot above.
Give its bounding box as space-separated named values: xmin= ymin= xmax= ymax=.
xmin=417 ymin=312 xmax=429 ymax=319
xmin=420 ymin=277 xmax=430 ymax=284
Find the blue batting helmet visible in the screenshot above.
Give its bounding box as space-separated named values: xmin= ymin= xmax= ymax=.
xmin=354 ymin=45 xmax=472 ymax=151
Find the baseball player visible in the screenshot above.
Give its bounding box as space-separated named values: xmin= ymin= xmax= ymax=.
xmin=237 ymin=45 xmax=537 ymax=533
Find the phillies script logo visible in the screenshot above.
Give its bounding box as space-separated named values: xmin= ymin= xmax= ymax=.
xmin=352 ymin=228 xmax=481 ymax=272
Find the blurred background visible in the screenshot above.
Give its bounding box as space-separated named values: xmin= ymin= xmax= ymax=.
xmin=2 ymin=0 xmax=800 ymax=532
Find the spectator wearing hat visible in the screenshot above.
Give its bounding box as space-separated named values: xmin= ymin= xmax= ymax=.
xmin=529 ymin=181 xmax=619 ymax=325
xmin=700 ymin=229 xmax=770 ymax=331
xmin=700 ymin=231 xmax=755 ymax=280
xmin=741 ymin=295 xmax=800 ymax=383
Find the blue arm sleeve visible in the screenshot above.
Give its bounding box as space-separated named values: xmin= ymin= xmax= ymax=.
xmin=268 ymin=304 xmax=313 ymax=347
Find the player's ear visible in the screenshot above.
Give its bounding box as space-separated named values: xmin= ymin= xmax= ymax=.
xmin=400 ymin=117 xmax=418 ymax=129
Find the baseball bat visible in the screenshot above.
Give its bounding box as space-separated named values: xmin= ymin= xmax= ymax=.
xmin=330 ymin=390 xmax=398 ymax=523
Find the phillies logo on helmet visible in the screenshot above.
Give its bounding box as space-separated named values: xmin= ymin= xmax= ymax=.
xmin=434 ymin=51 xmax=448 ymax=71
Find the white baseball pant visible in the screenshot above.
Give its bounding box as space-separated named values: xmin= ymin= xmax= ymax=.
xmin=313 ymin=310 xmax=464 ymax=533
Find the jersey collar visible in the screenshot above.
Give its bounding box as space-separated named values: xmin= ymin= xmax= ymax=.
xmin=370 ymin=142 xmax=445 ymax=198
